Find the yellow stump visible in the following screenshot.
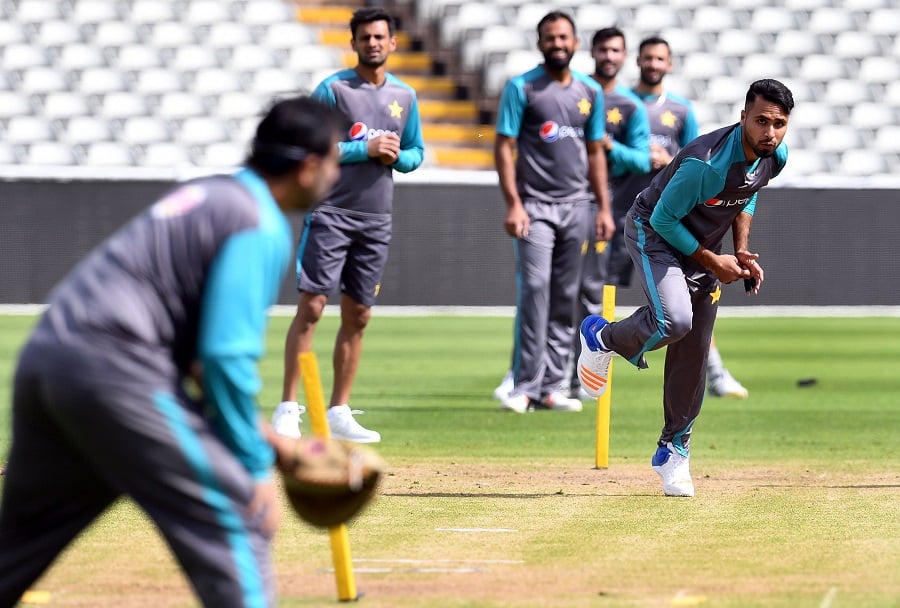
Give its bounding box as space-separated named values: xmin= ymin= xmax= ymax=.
xmin=594 ymin=285 xmax=616 ymax=469
xmin=298 ymin=352 xmax=359 ymax=602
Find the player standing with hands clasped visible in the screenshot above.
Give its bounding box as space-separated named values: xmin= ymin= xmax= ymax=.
xmin=0 ymin=96 xmax=347 ymax=607
xmin=494 ymin=11 xmax=613 ymax=414
xmin=577 ymin=79 xmax=793 ymax=496
xmin=273 ymin=7 xmax=424 ymax=443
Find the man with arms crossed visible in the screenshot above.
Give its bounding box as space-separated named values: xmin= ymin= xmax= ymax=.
xmin=495 ymin=11 xmax=613 ymax=414
xmin=274 ymin=7 xmax=424 ymax=442
xmin=0 ymin=96 xmax=346 ymax=607
xmin=578 ymin=79 xmax=793 ymax=496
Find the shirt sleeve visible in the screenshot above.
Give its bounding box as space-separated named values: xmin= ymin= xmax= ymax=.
xmin=198 ymin=229 xmax=281 ymax=480
xmin=608 ymin=102 xmax=651 ymax=177
xmin=313 ymin=78 xmax=368 ymax=164
xmin=393 ymin=95 xmax=425 ymax=173
xmin=649 ymin=158 xmax=724 ymax=255
xmin=495 ymin=79 xmax=525 ymax=138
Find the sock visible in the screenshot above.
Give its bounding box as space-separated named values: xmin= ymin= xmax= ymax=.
xmin=707 ymin=344 xmax=724 ymax=376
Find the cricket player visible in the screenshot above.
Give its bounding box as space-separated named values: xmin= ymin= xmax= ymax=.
xmin=494 ymin=11 xmax=613 ymax=414
xmin=0 ymin=96 xmax=346 ymax=607
xmin=275 ymin=7 xmax=424 ymax=443
xmin=578 ymin=79 xmax=793 ymax=497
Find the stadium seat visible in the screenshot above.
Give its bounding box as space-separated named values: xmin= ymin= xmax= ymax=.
xmin=61 ymin=116 xmax=116 ymax=145
xmin=884 ymin=81 xmax=900 ymax=108
xmin=92 ymin=22 xmax=141 ymax=48
xmin=84 ymin=141 xmax=135 ymax=166
xmin=71 ymin=0 xmax=122 ymax=24
xmin=1 ymin=43 xmax=51 ymax=71
xmin=798 ymin=54 xmax=849 ymax=83
xmin=850 ymin=102 xmax=898 ymax=130
xmin=777 ymin=148 xmax=830 ymax=179
xmin=58 ymin=44 xmax=108 ymax=71
xmin=657 ymin=28 xmax=709 ymax=55
xmin=690 ymin=6 xmax=742 ymax=33
xmin=240 ymin=0 xmax=293 ymax=25
xmin=838 ymin=149 xmax=890 ymax=177
xmin=807 ymin=8 xmax=860 ymax=35
xmin=714 ymin=30 xmax=763 ymax=58
xmin=814 ymin=124 xmax=863 ymax=154
xmin=866 ymin=8 xmax=900 ymax=36
xmin=574 ymin=4 xmax=620 ymax=34
xmin=681 ymin=52 xmax=732 ymax=80
xmin=36 ymin=20 xmax=84 ymax=47
xmin=183 ymin=0 xmax=235 ymax=25
xmin=14 ymin=0 xmax=63 ymax=24
xmin=857 ymin=56 xmax=900 ymax=85
xmin=0 ymin=21 xmax=27 ymax=46
xmin=214 ymin=91 xmax=265 ymax=120
xmin=140 ymin=142 xmax=194 ymax=167
xmin=773 ymin=31 xmax=824 ymax=59
xmin=822 ymin=79 xmax=875 ymax=108
xmin=462 ymin=25 xmax=530 ymax=73
xmin=831 ymin=31 xmax=883 ymax=60
xmin=114 ymin=44 xmax=166 ymax=71
xmin=739 ymin=54 xmax=791 ymax=82
xmin=874 ymin=125 xmax=900 ymax=153
xmin=440 ymin=3 xmax=508 ymax=47
xmin=748 ymin=6 xmax=801 ymax=34
xmin=79 ymin=68 xmax=130 ymax=95
xmin=133 ymin=67 xmax=185 ymax=95
xmin=42 ymin=92 xmax=93 ymax=120
xmin=119 ymin=116 xmax=172 ymax=146
xmin=148 ymin=22 xmax=198 ymax=49
xmin=179 ymin=117 xmax=230 ymax=146
xmin=18 ymin=67 xmax=70 ymax=95
xmin=200 ymin=142 xmax=246 ymax=168
xmin=0 ymin=92 xmax=34 ymax=121
xmin=5 ymin=116 xmax=55 ymax=144
xmin=157 ymin=92 xmax=207 ymax=120
xmin=24 ymin=142 xmax=79 ymax=166
xmin=168 ymin=45 xmax=221 ymax=72
xmin=260 ymin=22 xmax=317 ymax=49
xmin=127 ymin=0 xmax=179 ymax=25
xmin=632 ymin=4 xmax=684 ymax=31
xmin=786 ymin=101 xmax=840 ymax=130
xmin=99 ymin=92 xmax=152 ymax=119
xmin=192 ymin=68 xmax=245 ymax=96
xmin=205 ymin=22 xmax=254 ymax=48
xmin=230 ymin=44 xmax=280 ymax=72
xmin=704 ymin=76 xmax=747 ymax=106
xmin=287 ymin=46 xmax=341 ymax=73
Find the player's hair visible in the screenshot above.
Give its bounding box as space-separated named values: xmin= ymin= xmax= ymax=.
xmin=536 ymin=11 xmax=576 ymax=38
xmin=591 ymin=27 xmax=625 ymax=49
xmin=247 ymin=96 xmax=348 ymax=176
xmin=745 ymin=79 xmax=795 ymax=115
xmin=638 ymin=36 xmax=670 ymax=55
xmin=350 ymin=7 xmax=395 ymax=38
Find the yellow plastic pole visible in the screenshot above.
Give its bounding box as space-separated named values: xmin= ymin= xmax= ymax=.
xmin=298 ymin=352 xmax=359 ymax=602
xmin=594 ymin=285 xmax=616 ymax=469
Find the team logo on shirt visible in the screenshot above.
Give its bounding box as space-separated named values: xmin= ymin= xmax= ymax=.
xmin=348 ymin=122 xmax=399 ymax=141
xmin=151 ymin=185 xmax=206 ymax=219
xmin=539 ymin=121 xmax=584 ymax=142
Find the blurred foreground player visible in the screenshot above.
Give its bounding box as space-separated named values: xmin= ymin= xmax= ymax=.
xmin=0 ymin=96 xmax=346 ymax=607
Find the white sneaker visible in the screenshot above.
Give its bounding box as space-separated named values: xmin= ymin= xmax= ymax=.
xmin=326 ymin=404 xmax=381 ymax=443
xmin=493 ymin=370 xmax=514 ymax=400
xmin=651 ymin=443 xmax=694 ymax=497
xmin=271 ymin=401 xmax=305 ymax=438
xmin=500 ymin=393 xmax=530 ymax=414
xmin=577 ymin=315 xmax=615 ymax=398
xmin=707 ymin=368 xmax=749 ymax=399
xmin=538 ymin=390 xmax=583 ymax=412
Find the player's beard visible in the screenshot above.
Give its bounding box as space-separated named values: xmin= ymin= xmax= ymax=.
xmin=358 ymin=53 xmax=387 ymax=69
xmin=639 ymin=70 xmax=663 ymax=88
xmin=543 ymin=49 xmax=573 ymax=71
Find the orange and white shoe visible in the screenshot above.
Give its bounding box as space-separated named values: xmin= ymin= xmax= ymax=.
xmin=577 ymin=315 xmax=615 ymax=398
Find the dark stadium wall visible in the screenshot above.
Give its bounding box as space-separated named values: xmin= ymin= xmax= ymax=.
xmin=0 ymin=178 xmax=897 ymax=307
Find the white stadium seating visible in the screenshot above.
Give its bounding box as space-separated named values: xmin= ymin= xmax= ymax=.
xmin=0 ymin=0 xmax=896 ymax=177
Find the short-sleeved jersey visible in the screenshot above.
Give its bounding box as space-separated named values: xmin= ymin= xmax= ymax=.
xmin=603 ymin=84 xmax=651 ymax=183
xmin=312 ymin=69 xmax=424 ymax=215
xmin=496 ymin=66 xmax=605 ymax=204
xmin=634 ymin=123 xmax=788 ymax=256
xmin=33 ymin=169 xmax=292 ymax=479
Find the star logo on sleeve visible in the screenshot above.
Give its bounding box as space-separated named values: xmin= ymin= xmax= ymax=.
xmin=388 ymin=100 xmax=403 ymax=118
xmin=661 ymin=110 xmax=676 ymax=127
xmin=606 ymin=107 xmax=623 ymax=125
xmin=710 ymin=285 xmax=722 ymax=304
xmin=578 ymin=98 xmax=592 ymax=115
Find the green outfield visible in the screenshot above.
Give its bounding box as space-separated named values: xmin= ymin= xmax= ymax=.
xmin=0 ymin=313 xmax=898 ymax=607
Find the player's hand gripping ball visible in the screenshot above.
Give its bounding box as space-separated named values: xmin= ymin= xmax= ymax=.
xmin=276 ymin=436 xmax=386 ymax=528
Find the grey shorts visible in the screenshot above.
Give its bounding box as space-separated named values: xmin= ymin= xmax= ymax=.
xmin=296 ymin=207 xmax=392 ymax=307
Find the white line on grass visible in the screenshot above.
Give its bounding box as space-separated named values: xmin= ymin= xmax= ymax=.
xmin=819 ymin=587 xmax=838 ymax=608
xmin=435 ymin=527 xmax=517 ymax=533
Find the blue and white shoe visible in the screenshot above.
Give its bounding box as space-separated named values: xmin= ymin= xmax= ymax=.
xmin=651 ymin=442 xmax=694 ymax=497
xmin=577 ymin=315 xmax=614 ymax=398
